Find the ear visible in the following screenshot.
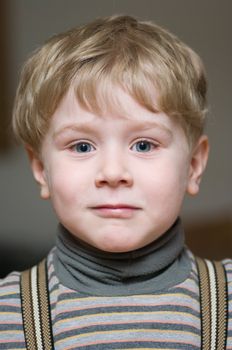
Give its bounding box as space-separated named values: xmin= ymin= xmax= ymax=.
xmin=25 ymin=145 xmax=50 ymax=199
xmin=187 ymin=135 xmax=209 ymax=196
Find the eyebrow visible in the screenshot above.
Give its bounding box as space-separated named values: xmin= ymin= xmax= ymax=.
xmin=53 ymin=123 xmax=98 ymax=139
xmin=131 ymin=121 xmax=172 ymax=134
xmin=53 ymin=119 xmax=172 ymax=139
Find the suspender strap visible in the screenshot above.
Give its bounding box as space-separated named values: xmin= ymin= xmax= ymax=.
xmin=196 ymin=257 xmax=228 ymax=350
xmin=20 ymin=259 xmax=54 ymax=350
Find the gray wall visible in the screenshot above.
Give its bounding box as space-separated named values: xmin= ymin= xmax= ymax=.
xmin=1 ymin=0 xmax=232 ymax=253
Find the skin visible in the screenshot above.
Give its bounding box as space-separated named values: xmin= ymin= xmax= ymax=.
xmin=27 ymin=87 xmax=209 ymax=253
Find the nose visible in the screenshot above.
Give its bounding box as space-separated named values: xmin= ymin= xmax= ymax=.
xmin=95 ymin=152 xmax=133 ymax=188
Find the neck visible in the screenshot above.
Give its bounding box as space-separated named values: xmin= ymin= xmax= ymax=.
xmin=53 ymin=218 xmax=190 ymax=296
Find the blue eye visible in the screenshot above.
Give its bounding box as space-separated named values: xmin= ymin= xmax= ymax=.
xmin=73 ymin=142 xmax=94 ymax=153
xmin=133 ymin=140 xmax=153 ymax=152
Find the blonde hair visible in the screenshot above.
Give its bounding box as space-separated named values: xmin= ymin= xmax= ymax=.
xmin=13 ymin=15 xmax=207 ymax=152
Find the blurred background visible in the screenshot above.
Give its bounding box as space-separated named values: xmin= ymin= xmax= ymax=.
xmin=0 ymin=0 xmax=231 ymax=277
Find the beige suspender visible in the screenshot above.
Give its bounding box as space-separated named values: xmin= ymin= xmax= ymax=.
xmin=20 ymin=257 xmax=228 ymax=350
xmin=196 ymin=257 xmax=228 ymax=350
xmin=20 ymin=259 xmax=54 ymax=350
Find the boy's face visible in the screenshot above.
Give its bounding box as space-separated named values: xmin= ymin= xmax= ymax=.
xmin=29 ymin=87 xmax=208 ymax=253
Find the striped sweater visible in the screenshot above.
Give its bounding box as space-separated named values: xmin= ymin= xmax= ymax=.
xmin=1 ymin=250 xmax=232 ymax=349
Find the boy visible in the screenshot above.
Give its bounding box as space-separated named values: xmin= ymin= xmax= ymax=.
xmin=0 ymin=15 xmax=231 ymax=349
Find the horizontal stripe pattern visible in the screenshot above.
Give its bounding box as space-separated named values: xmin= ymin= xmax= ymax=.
xmin=0 ymin=250 xmax=232 ymax=349
xmin=50 ymin=272 xmax=201 ymax=349
xmin=0 ymin=271 xmax=25 ymax=349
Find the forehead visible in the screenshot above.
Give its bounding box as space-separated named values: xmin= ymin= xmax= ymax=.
xmin=46 ymin=85 xmax=188 ymax=147
xmin=50 ymin=84 xmax=171 ymax=127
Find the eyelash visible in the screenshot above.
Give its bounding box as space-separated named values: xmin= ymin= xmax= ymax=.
xmin=130 ymin=139 xmax=159 ymax=153
xmin=70 ymin=141 xmax=96 ymax=153
xmin=69 ymin=139 xmax=159 ymax=154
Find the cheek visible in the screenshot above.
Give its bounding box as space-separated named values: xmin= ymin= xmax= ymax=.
xmin=138 ymin=158 xmax=189 ymax=202
xmin=46 ymin=163 xmax=85 ymax=205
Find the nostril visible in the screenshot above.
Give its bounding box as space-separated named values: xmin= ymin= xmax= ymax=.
xmin=95 ymin=170 xmax=133 ymax=188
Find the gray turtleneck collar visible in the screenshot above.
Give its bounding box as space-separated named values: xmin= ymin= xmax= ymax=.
xmin=53 ymin=218 xmax=191 ymax=296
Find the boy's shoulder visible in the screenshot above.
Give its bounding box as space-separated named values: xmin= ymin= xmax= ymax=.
xmin=0 ymin=271 xmax=25 ymax=346
xmin=0 ymin=270 xmax=21 ymax=293
xmin=222 ymin=258 xmax=232 ymax=283
xmin=0 ymin=271 xmax=22 ymax=319
xmin=0 ymin=270 xmax=21 ymax=307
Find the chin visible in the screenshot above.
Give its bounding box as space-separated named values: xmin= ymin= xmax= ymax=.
xmin=95 ymin=237 xmax=146 ymax=253
xmin=100 ymin=246 xmax=137 ymax=253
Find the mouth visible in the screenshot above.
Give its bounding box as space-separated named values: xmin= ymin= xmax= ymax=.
xmin=90 ymin=204 xmax=141 ymax=219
